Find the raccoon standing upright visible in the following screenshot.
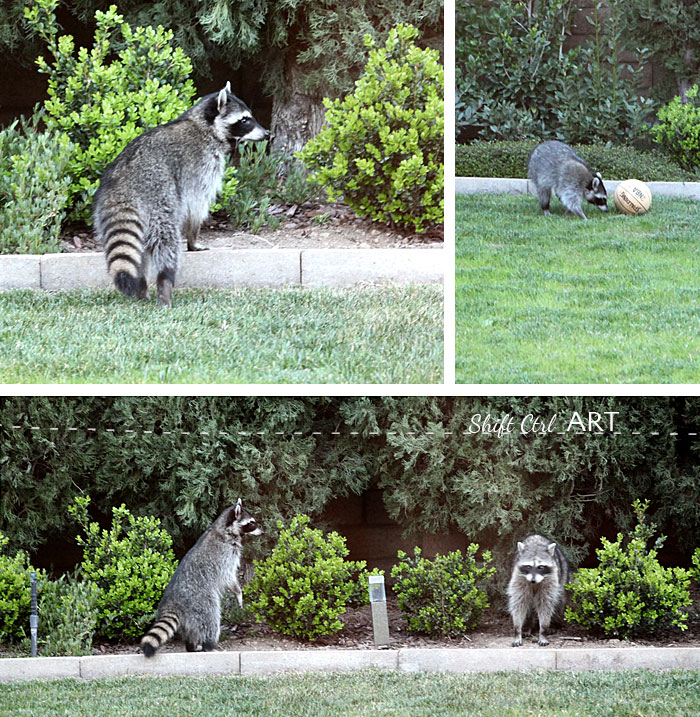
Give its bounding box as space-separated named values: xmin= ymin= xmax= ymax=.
xmin=528 ymin=140 xmax=608 ymax=220
xmin=140 ymin=499 xmax=263 ymax=657
xmin=93 ymin=82 xmax=268 ymax=307
xmin=507 ymin=534 xmax=572 ymax=647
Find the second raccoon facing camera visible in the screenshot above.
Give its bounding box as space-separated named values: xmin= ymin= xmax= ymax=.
xmin=507 ymin=534 xmax=572 ymax=647
xmin=528 ymin=140 xmax=608 ymax=220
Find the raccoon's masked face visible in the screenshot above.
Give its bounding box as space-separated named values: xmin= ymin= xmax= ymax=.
xmin=213 ymin=82 xmax=269 ymax=148
xmin=516 ymin=540 xmax=556 ymax=583
xmin=585 ymin=172 xmax=608 ymax=211
xmin=225 ymin=498 xmax=264 ymax=542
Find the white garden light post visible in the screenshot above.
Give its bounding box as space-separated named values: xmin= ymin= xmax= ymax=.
xmin=368 ymin=574 xmax=390 ymax=648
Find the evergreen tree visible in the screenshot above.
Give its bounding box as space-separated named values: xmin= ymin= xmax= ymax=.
xmin=65 ymin=0 xmax=443 ymax=153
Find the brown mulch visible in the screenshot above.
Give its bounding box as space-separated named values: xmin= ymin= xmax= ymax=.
xmin=59 ymin=202 xmax=444 ymax=254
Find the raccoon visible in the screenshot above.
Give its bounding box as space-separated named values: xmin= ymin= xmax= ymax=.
xmin=507 ymin=534 xmax=572 ymax=647
xmin=140 ymin=499 xmax=263 ymax=657
xmin=93 ymin=82 xmax=268 ymax=307
xmin=528 ymin=140 xmax=608 ymax=220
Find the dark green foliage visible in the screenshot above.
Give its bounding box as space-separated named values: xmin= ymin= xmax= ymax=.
xmin=0 ymin=116 xmax=74 ymax=254
xmin=0 ymin=533 xmax=47 ymax=642
xmin=456 ymin=0 xmax=652 ymax=143
xmin=69 ymin=496 xmax=177 ymax=639
xmin=24 ymin=0 xmax=196 ymax=219
xmin=35 ymin=575 xmax=99 ymax=656
xmin=455 ymin=141 xmax=699 ymax=181
xmin=69 ymin=0 xmax=442 ymax=99
xmin=299 ymin=25 xmax=443 ymax=233
xmin=650 ymin=86 xmax=700 ymax=171
xmin=244 ymin=515 xmax=379 ymax=641
xmin=565 ymin=501 xmax=693 ymax=638
xmin=391 ymin=546 xmax=495 ymax=637
xmin=616 ymin=0 xmax=700 ymax=100
xmin=3 ymin=397 xmax=700 ymax=572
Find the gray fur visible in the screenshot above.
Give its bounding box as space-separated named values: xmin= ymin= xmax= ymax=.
xmin=528 ymin=140 xmax=608 ymax=220
xmin=507 ymin=534 xmax=572 ymax=647
xmin=140 ymin=499 xmax=263 ymax=657
xmin=93 ymin=82 xmax=268 ymax=306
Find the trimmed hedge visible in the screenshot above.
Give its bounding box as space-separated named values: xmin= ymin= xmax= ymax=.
xmin=456 ymin=141 xmax=700 ymax=181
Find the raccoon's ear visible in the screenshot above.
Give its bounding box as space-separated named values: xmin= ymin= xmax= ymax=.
xmin=517 ymin=542 xmax=525 ymax=553
xmin=592 ymin=177 xmax=601 ymax=191
xmin=217 ymin=82 xmax=231 ymax=114
xmin=547 ymin=542 xmax=557 ymax=555
xmin=234 ymin=498 xmax=242 ymax=520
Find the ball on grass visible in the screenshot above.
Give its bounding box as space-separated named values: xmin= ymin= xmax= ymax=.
xmin=613 ymin=179 xmax=652 ymax=215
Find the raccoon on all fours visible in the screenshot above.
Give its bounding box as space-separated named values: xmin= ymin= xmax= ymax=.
xmin=140 ymin=499 xmax=263 ymax=657
xmin=528 ymin=140 xmax=608 ymax=220
xmin=507 ymin=534 xmax=572 ymax=647
xmin=93 ymin=82 xmax=268 ymax=307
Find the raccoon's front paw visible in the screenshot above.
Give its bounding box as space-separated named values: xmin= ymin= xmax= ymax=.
xmin=538 ymin=636 xmax=550 ymax=646
xmin=512 ymin=637 xmax=523 ymax=647
xmin=187 ymin=242 xmax=209 ymax=251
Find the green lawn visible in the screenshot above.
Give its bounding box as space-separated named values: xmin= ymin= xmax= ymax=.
xmin=456 ymin=194 xmax=700 ymax=383
xmin=1 ymin=670 xmax=699 ymax=716
xmin=0 ymin=286 xmax=443 ymax=384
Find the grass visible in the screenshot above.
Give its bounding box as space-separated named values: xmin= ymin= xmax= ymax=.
xmin=456 ymin=194 xmax=700 ymax=383
xmin=0 ymin=670 xmax=699 ymax=716
xmin=0 ymin=286 xmax=443 ymax=384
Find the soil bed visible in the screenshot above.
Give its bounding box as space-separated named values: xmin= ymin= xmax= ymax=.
xmin=5 ymin=596 xmax=696 ymax=659
xmin=59 ymin=201 xmax=443 ymax=254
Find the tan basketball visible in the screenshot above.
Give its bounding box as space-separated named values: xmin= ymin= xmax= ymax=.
xmin=613 ymin=179 xmax=652 ymax=215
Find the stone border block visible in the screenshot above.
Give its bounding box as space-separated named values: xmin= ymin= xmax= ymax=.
xmin=455 ymin=177 xmax=529 ymax=195
xmin=40 ymin=253 xmax=110 ymax=290
xmin=179 ymin=249 xmax=301 ymax=287
xmin=556 ymin=647 xmax=700 ymax=671
xmin=240 ymin=649 xmax=398 ymax=675
xmin=0 ymin=656 xmax=81 ymax=682
xmin=79 ymin=651 xmax=241 ymax=679
xmin=301 ymin=248 xmax=443 ymax=287
xmin=0 ymin=255 xmax=41 ymax=290
xmin=398 ymin=648 xmax=555 ymax=672
xmin=455 ymin=176 xmax=700 ymax=200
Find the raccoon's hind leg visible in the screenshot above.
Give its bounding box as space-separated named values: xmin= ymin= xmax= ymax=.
xmin=534 ymin=184 xmax=552 ymax=216
xmin=151 ymin=227 xmax=182 ymax=308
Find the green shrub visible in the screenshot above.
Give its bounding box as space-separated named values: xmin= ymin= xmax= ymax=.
xmin=650 ymin=85 xmax=700 ymax=171
xmin=298 ymin=24 xmax=443 ymax=233
xmin=456 ymin=0 xmax=652 ymax=143
xmin=24 ymin=0 xmax=196 ymax=219
xmin=0 ymin=532 xmax=47 ymax=642
xmin=565 ymin=500 xmax=692 ymax=639
xmin=215 ymin=142 xmax=322 ymax=233
xmin=391 ymin=546 xmax=495 ymax=637
xmin=244 ymin=514 xmax=380 ymax=641
xmin=455 ymin=141 xmax=699 ymax=181
xmin=69 ymin=496 xmax=177 ymax=640
xmin=0 ymin=116 xmax=73 ymax=254
xmin=36 ymin=575 xmax=99 ymax=656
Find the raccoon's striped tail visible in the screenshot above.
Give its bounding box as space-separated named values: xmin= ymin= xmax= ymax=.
xmin=140 ymin=612 xmax=180 ymax=658
xmin=102 ymin=214 xmax=146 ymax=298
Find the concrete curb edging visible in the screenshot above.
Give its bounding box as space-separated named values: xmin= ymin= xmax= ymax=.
xmin=0 ymin=248 xmax=444 ymax=292
xmin=2 ymin=647 xmax=699 ymax=682
xmin=455 ymin=176 xmax=700 ymax=199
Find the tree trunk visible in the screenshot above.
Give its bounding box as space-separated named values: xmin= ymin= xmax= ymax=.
xmin=270 ymin=56 xmax=327 ymax=158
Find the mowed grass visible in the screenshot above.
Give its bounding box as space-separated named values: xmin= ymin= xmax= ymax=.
xmin=1 ymin=670 xmax=699 ymax=716
xmin=456 ymin=194 xmax=700 ymax=383
xmin=0 ymin=286 xmax=443 ymax=384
